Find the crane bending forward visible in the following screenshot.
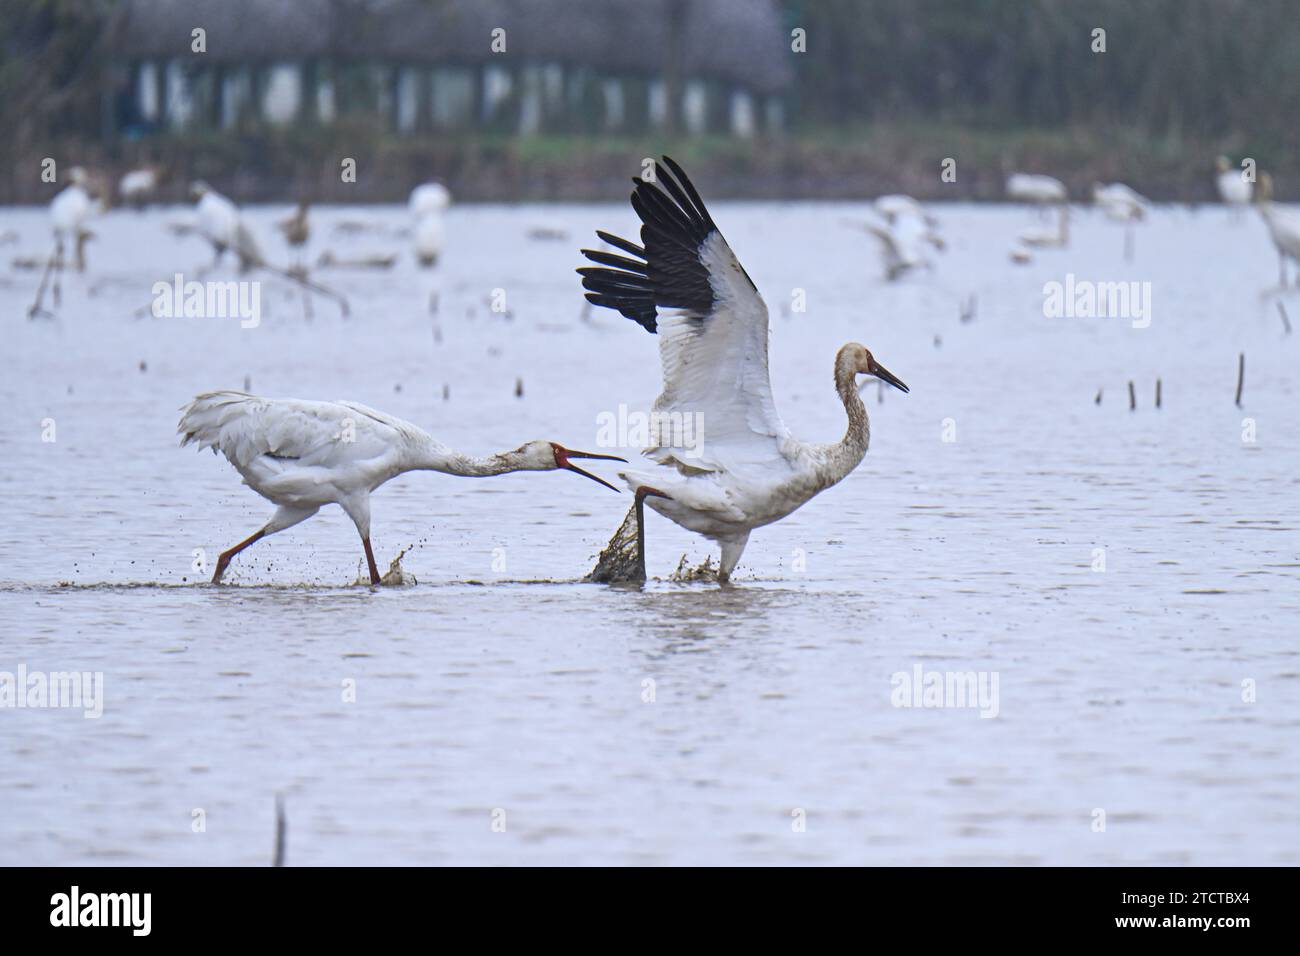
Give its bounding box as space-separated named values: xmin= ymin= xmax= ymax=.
xmin=579 ymin=157 xmax=909 ymax=584
xmin=179 ymin=392 xmax=623 ymax=584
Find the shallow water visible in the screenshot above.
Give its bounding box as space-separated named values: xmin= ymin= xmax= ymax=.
xmin=1 ymin=200 xmax=1297 ymax=865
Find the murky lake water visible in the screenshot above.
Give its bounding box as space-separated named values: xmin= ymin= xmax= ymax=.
xmin=1 ymin=200 xmax=1297 ymax=865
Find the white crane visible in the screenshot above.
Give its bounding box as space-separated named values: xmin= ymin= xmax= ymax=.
xmin=875 ymin=194 xmax=939 ymax=229
xmin=189 ymin=181 xmax=349 ymax=314
xmin=1092 ymin=182 xmax=1147 ymax=261
xmin=408 ymin=181 xmax=451 ymax=218
xmin=1006 ymin=172 xmax=1068 ymax=205
xmin=1255 ymin=173 xmax=1300 ymax=287
xmin=1216 ymin=156 xmax=1253 ymax=210
xmin=408 ymin=182 xmax=451 ymax=268
xmin=178 ymin=391 xmax=624 ymax=584
xmin=1092 ymin=182 xmax=1148 ymax=221
xmin=413 ymin=213 xmax=444 ymax=267
xmin=191 ymin=180 xmax=264 ymax=273
xmin=408 ymin=182 xmax=451 ymax=267
xmin=29 ymin=166 xmax=99 ymax=318
xmin=119 ymin=166 xmax=160 ymax=209
xmin=579 ymin=157 xmax=909 ymax=584
xmin=862 ymin=216 xmax=932 ymax=280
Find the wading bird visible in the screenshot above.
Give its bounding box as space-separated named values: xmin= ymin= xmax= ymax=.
xmin=1216 ymin=156 xmax=1253 ymax=211
xmin=409 ymin=182 xmax=452 ymax=218
xmin=862 ymin=216 xmax=932 ymax=280
xmin=414 ymin=214 xmax=444 ymax=268
xmin=1255 ymin=173 xmax=1300 ymax=287
xmin=579 ymin=157 xmax=909 ymax=584
xmin=874 ymin=195 xmax=944 ymax=249
xmin=178 ymin=391 xmax=624 ymax=584
xmin=1018 ymin=206 xmax=1070 ymax=248
xmin=276 ymin=200 xmax=311 ymax=253
xmin=1006 ymin=172 xmax=1068 ymax=206
xmin=189 ymin=181 xmax=349 ymax=314
xmin=1092 ymin=182 xmax=1147 ymax=261
xmin=119 ymin=166 xmax=161 ymax=209
xmin=29 ymin=167 xmax=99 ymax=318
xmin=409 ymin=182 xmax=451 ymax=267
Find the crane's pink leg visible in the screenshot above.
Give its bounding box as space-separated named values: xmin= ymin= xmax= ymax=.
xmin=212 ymin=528 xmax=266 ymax=584
xmin=362 ymin=538 xmax=381 ymax=585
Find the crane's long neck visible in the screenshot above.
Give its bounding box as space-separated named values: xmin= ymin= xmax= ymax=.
xmin=827 ymin=351 xmax=870 ymax=480
xmin=405 ymin=430 xmax=530 ymax=477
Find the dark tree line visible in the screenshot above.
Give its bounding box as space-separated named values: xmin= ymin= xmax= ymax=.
xmin=787 ymin=0 xmax=1299 ymax=152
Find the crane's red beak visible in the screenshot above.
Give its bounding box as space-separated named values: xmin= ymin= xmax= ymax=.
xmin=554 ymin=446 xmax=625 ymax=492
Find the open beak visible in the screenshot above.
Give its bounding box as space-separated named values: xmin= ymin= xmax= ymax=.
xmin=556 ymin=447 xmax=626 ymax=492
xmin=870 ymin=361 xmax=910 ymax=394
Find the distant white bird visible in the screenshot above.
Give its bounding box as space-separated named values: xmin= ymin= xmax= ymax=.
xmin=1006 ymin=172 xmax=1068 ymax=205
xmin=1018 ymin=206 xmax=1070 ymax=248
xmin=579 ymin=157 xmax=909 ymax=584
xmin=29 ymin=166 xmax=98 ymax=318
xmin=1093 ymin=182 xmax=1147 ymax=260
xmin=874 ymin=195 xmax=944 ymax=249
xmin=178 ymin=391 xmax=624 ymax=584
xmin=191 ymin=180 xmax=264 ymax=272
xmin=1255 ymin=173 xmax=1300 ymax=287
xmin=1216 ymin=156 xmax=1253 ymax=208
xmin=874 ymin=194 xmax=937 ymax=227
xmin=863 ymin=217 xmax=931 ymax=280
xmin=1092 ymin=182 xmax=1148 ymax=221
xmin=119 ymin=166 xmax=160 ymax=209
xmin=413 ymin=213 xmax=444 ymax=267
xmin=189 ymin=181 xmax=349 ymax=314
xmin=409 ymin=182 xmax=452 ymax=217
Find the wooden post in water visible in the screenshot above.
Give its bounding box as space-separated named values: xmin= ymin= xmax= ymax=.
xmin=1128 ymin=381 xmax=1136 ymax=411
xmin=1279 ymin=302 xmax=1292 ymax=335
xmin=1155 ymin=378 xmax=1162 ymax=409
xmin=1235 ymin=353 xmax=1245 ymax=408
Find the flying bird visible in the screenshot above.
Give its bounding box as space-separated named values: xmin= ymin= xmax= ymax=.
xmin=579 ymin=157 xmax=909 ymax=584
xmin=178 ymin=391 xmax=624 ymax=584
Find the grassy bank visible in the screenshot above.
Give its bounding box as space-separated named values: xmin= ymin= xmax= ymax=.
xmin=4 ymin=122 xmax=1294 ymax=205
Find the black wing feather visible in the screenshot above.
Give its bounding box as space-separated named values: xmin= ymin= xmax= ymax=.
xmin=577 ymin=155 xmax=720 ymax=334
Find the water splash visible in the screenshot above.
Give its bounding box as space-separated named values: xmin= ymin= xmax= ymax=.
xmin=584 ymin=503 xmax=642 ymax=583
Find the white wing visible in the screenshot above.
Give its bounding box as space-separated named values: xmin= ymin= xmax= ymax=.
xmin=579 ymin=157 xmax=791 ymax=475
xmin=178 ymin=391 xmax=406 ymax=482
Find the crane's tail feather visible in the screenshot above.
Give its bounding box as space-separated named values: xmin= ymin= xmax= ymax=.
xmin=177 ymin=390 xmax=259 ymax=458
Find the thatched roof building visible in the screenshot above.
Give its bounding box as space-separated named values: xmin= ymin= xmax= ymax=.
xmin=111 ymin=0 xmax=792 ymax=135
